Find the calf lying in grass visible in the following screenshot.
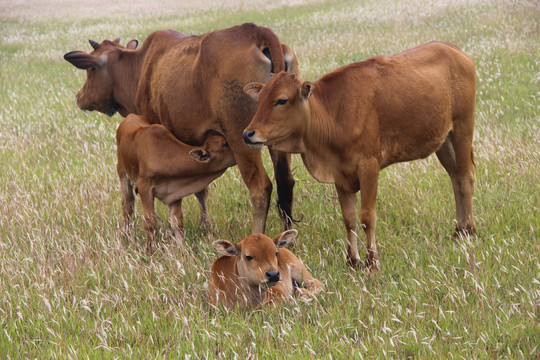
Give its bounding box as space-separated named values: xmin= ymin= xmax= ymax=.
xmin=116 ymin=114 xmax=236 ymax=252
xmin=209 ymin=229 xmax=323 ymax=308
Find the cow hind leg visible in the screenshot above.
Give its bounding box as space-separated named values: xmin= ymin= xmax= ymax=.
xmin=230 ymin=145 xmax=272 ymax=234
xmin=169 ymin=199 xmax=184 ymax=248
xmin=194 ymin=188 xmax=211 ymax=229
xmin=269 ymin=149 xmax=296 ymax=230
xmin=436 ymin=130 xmax=476 ymax=237
xmin=450 ymin=122 xmax=476 ymax=237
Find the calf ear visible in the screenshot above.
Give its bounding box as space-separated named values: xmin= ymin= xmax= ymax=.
xmin=273 ymin=229 xmax=298 ymax=248
xmin=213 ymin=240 xmax=240 ymax=256
xmin=244 ymin=82 xmax=265 ymax=101
xmin=126 ymin=39 xmax=139 ymax=50
xmin=301 ymin=82 xmax=314 ymax=100
xmin=189 ymin=149 xmax=210 ymax=163
xmin=64 ymin=51 xmax=103 ymax=70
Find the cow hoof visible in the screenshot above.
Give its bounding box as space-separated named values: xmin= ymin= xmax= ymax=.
xmin=365 ymin=256 xmax=380 ymax=272
xmin=454 ymin=225 xmax=477 ymax=238
xmin=347 ymin=255 xmax=362 ymax=268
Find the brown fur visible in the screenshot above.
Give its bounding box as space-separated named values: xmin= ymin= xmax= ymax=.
xmin=116 ymin=114 xmax=236 ymax=253
xmin=64 ymin=24 xmax=300 ymax=234
xmin=243 ymin=41 xmax=477 ymax=271
xmin=209 ymin=230 xmax=322 ymax=308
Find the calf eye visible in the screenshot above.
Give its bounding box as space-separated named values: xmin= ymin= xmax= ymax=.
xmin=245 ymin=255 xmax=253 ymax=261
xmin=274 ymin=98 xmax=288 ymax=106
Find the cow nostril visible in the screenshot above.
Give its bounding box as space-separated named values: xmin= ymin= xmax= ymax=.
xmin=266 ymin=270 xmax=280 ymax=280
xmin=243 ymin=130 xmax=255 ymax=143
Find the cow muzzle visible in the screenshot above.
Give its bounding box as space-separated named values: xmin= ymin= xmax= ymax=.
xmin=242 ymin=130 xmax=265 ymax=149
xmin=264 ymin=270 xmax=281 ymax=286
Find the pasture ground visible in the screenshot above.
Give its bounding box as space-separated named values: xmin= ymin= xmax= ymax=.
xmin=0 ymin=0 xmax=538 ymax=358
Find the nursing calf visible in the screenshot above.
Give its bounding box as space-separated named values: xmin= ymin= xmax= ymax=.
xmin=243 ymin=41 xmax=477 ymax=271
xmin=116 ymin=114 xmax=236 ymax=252
xmin=209 ymin=230 xmax=322 ymax=308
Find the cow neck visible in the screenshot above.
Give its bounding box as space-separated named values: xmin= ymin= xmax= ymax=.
xmin=113 ymin=50 xmax=145 ymax=116
xmin=300 ymin=91 xmax=340 ymax=184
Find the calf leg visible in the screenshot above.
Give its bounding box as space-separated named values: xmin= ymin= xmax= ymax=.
xmin=169 ymin=199 xmax=184 ymax=247
xmin=138 ymin=181 xmax=157 ymax=253
xmin=269 ymin=149 xmax=295 ymax=230
xmin=291 ymin=263 xmax=323 ymax=298
xmin=194 ymin=188 xmax=211 ymax=229
xmin=120 ymin=174 xmax=135 ymax=236
xmin=336 ymin=185 xmax=361 ymax=268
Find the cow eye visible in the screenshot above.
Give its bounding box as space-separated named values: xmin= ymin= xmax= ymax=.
xmin=274 ymin=98 xmax=288 ymax=106
xmin=223 ymin=142 xmax=229 ymax=148
xmin=245 ymin=255 xmax=253 ymax=261
xmin=276 ymin=251 xmax=279 ymax=257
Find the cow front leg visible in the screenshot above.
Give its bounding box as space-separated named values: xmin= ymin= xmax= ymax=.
xmin=138 ymin=181 xmax=157 ymax=254
xmin=336 ymin=185 xmax=361 ymax=268
xmin=358 ymin=161 xmax=380 ymax=271
xmin=119 ymin=174 xmax=135 ymax=237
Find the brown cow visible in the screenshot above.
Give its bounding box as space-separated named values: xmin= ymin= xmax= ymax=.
xmin=209 ymin=229 xmax=323 ymax=308
xmin=243 ymin=41 xmax=477 ymax=271
xmin=64 ymin=24 xmax=300 ymax=235
xmin=117 ymin=114 xmax=236 ymax=253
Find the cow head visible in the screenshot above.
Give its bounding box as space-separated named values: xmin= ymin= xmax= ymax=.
xmin=189 ymin=135 xmax=236 ymax=168
xmin=64 ymin=37 xmax=139 ymax=117
xmin=242 ymin=71 xmax=313 ymax=152
xmin=213 ymin=230 xmax=297 ymax=288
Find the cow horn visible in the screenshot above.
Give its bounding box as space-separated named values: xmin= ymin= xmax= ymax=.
xmin=89 ymin=39 xmax=100 ymax=50
xmin=114 ymin=36 xmax=120 ymax=43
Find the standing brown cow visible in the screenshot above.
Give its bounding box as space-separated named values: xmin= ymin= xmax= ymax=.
xmin=64 ymin=23 xmax=299 ymax=234
xmin=242 ymin=41 xmax=477 ymax=271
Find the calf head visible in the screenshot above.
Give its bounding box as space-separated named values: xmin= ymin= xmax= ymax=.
xmin=189 ymin=135 xmax=236 ymax=168
xmin=64 ymin=37 xmax=138 ymax=116
xmin=213 ymin=230 xmax=297 ymax=288
xmin=243 ymin=71 xmax=314 ymax=152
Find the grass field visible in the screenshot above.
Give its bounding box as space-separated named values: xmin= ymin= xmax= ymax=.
xmin=1 ymin=0 xmax=539 ymax=358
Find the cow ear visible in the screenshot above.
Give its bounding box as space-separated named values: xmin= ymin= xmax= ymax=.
xmin=273 ymin=229 xmax=298 ymax=248
xmin=243 ymin=82 xmax=265 ymax=101
xmin=301 ymin=82 xmax=313 ymax=100
xmin=213 ymin=240 xmax=240 ymax=256
xmin=64 ymin=51 xmax=103 ymax=70
xmin=126 ymin=39 xmax=139 ymax=50
xmin=189 ymin=148 xmax=210 ymax=163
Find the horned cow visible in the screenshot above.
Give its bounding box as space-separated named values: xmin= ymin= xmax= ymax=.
xmin=209 ymin=230 xmax=322 ymax=308
xmin=243 ymin=41 xmax=477 ymax=271
xmin=116 ymin=114 xmax=236 ymax=253
xmin=64 ymin=24 xmax=300 ymax=235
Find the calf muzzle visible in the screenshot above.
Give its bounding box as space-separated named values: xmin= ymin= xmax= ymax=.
xmin=265 ymin=270 xmax=280 ymax=283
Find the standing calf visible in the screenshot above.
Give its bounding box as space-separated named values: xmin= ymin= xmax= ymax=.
xmin=116 ymin=114 xmax=236 ymax=252
xmin=209 ymin=230 xmax=322 ymax=308
xmin=243 ymin=41 xmax=477 ymax=271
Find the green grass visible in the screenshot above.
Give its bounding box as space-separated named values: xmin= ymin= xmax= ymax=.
xmin=1 ymin=0 xmax=539 ymax=358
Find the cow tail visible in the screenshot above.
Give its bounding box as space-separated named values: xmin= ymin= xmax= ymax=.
xmin=258 ymin=27 xmax=285 ymax=73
